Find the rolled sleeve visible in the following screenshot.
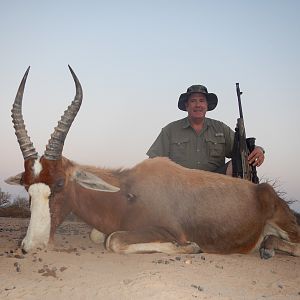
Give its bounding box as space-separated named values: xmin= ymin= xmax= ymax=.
xmin=146 ymin=128 xmax=170 ymax=158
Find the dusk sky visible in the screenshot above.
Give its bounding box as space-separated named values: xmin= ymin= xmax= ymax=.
xmin=1 ymin=1 xmax=299 ymax=211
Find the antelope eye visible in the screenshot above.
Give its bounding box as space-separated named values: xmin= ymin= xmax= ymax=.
xmin=55 ymin=178 xmax=65 ymax=189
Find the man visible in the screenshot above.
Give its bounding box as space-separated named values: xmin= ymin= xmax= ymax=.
xmin=147 ymin=85 xmax=265 ymax=175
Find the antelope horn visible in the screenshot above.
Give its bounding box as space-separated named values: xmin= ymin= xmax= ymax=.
xmin=44 ymin=65 xmax=83 ymax=160
xmin=12 ymin=67 xmax=38 ymax=160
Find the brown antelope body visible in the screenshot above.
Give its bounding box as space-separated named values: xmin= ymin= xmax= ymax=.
xmin=6 ymin=67 xmax=300 ymax=258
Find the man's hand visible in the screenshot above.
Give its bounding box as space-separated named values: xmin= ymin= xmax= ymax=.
xmin=248 ymin=146 xmax=265 ymax=167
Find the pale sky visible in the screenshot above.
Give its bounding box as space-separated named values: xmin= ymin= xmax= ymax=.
xmin=1 ymin=1 xmax=299 ymax=211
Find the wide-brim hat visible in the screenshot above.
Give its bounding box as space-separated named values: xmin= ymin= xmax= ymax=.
xmin=178 ymin=85 xmax=218 ymax=111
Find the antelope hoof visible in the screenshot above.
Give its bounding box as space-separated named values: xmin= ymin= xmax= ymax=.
xmin=259 ymin=247 xmax=274 ymax=259
xmin=90 ymin=228 xmax=106 ymax=244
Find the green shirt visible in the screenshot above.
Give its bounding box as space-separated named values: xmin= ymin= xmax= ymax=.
xmin=147 ymin=117 xmax=235 ymax=172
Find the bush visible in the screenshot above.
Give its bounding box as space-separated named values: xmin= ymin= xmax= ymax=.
xmin=0 ymin=191 xmax=30 ymax=218
xmin=0 ymin=187 xmax=11 ymax=207
xmin=0 ymin=204 xmax=30 ymax=218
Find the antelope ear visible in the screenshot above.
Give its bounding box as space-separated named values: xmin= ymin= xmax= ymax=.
xmin=73 ymin=170 xmax=120 ymax=192
xmin=5 ymin=173 xmax=24 ymax=186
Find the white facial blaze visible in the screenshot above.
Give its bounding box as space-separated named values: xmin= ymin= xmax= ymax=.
xmin=33 ymin=158 xmax=42 ymax=176
xmin=22 ymin=183 xmax=51 ymax=252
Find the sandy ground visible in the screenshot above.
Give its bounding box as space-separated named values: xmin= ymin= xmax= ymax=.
xmin=0 ymin=217 xmax=300 ymax=300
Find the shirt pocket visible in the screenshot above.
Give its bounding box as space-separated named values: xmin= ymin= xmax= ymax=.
xmin=205 ymin=136 xmax=226 ymax=158
xmin=170 ymin=137 xmax=190 ymax=162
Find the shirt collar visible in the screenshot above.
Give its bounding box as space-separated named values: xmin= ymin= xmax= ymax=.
xmin=182 ymin=117 xmax=209 ymax=129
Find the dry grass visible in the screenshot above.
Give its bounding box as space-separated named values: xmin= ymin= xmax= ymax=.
xmin=0 ymin=205 xmax=82 ymax=221
xmin=0 ymin=205 xmax=30 ymax=218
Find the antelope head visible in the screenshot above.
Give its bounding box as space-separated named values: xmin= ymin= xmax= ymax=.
xmin=6 ymin=66 xmax=119 ymax=252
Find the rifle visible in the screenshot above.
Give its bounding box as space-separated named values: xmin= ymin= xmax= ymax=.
xmin=232 ymin=83 xmax=259 ymax=184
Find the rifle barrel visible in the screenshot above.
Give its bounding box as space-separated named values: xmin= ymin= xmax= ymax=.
xmin=236 ymin=83 xmax=244 ymax=119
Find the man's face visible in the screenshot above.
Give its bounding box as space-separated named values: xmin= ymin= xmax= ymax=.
xmin=185 ymin=93 xmax=208 ymax=120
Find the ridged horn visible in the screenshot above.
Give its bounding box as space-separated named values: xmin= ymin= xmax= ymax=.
xmin=44 ymin=65 xmax=83 ymax=160
xmin=11 ymin=67 xmax=38 ymax=160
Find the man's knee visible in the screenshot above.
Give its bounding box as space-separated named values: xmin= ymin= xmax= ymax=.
xmin=225 ymin=161 xmax=232 ymax=176
xmin=214 ymin=161 xmax=232 ymax=176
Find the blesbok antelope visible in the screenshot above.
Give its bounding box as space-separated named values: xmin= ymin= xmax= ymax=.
xmin=6 ymin=66 xmax=300 ymax=258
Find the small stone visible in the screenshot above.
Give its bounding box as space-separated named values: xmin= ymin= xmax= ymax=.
xmin=191 ymin=284 xmax=203 ymax=291
xmin=14 ymin=262 xmax=21 ymax=272
xmin=123 ymin=279 xmax=133 ymax=285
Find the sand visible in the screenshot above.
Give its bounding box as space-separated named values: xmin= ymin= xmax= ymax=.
xmin=1 ymin=217 xmax=300 ymax=300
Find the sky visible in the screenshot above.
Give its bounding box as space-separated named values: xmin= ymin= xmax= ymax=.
xmin=1 ymin=1 xmax=299 ymax=211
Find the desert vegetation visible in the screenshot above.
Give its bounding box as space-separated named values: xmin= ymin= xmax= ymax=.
xmin=0 ymin=187 xmax=81 ymax=221
xmin=0 ymin=187 xmax=30 ymax=218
